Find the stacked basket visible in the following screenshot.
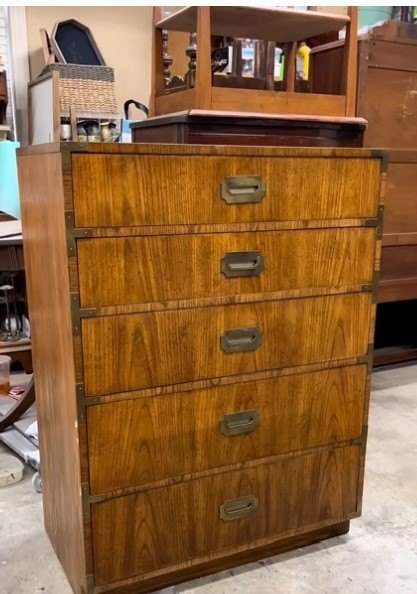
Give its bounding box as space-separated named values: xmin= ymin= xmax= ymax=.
xmin=40 ymin=63 xmax=117 ymax=113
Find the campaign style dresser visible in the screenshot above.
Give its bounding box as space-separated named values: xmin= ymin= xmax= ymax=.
xmin=18 ymin=143 xmax=385 ymax=594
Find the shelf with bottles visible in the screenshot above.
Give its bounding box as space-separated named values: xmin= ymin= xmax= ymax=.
xmin=59 ymin=112 xmax=122 ymax=143
xmin=0 ymin=272 xmax=31 ymax=352
xmin=152 ymin=6 xmax=358 ymax=118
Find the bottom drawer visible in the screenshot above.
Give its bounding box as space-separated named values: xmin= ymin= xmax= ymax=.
xmin=92 ymin=446 xmax=360 ymax=585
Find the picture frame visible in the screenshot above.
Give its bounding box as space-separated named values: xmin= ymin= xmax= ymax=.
xmin=50 ymin=19 xmax=106 ymax=66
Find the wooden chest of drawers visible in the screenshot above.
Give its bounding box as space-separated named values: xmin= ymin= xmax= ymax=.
xmin=17 ymin=143 xmax=385 ymax=594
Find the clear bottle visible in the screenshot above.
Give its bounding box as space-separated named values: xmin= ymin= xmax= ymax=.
xmin=77 ymin=123 xmax=87 ymax=143
xmin=87 ymin=122 xmax=101 ymax=143
xmin=241 ymin=39 xmax=255 ymax=77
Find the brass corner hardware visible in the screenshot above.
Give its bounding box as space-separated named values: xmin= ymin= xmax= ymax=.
xmin=61 ymin=143 xmax=88 ymax=171
xmin=370 ymin=149 xmax=389 ymax=173
xmin=367 ymin=343 xmax=375 ymax=371
xmin=77 ymin=384 xmax=100 ymax=423
xmin=372 ymin=270 xmax=380 ymax=303
xmin=376 ymin=204 xmax=385 ymax=240
xmin=71 ymin=293 xmax=81 ymax=335
xmin=81 ymin=483 xmax=91 ymax=520
xmin=76 ymin=383 xmax=86 ymax=422
xmin=65 ymin=210 xmax=93 ymax=257
xmin=65 ymin=211 xmax=77 ymax=257
xmin=356 ymin=345 xmax=374 ymax=371
xmin=81 ymin=483 xmax=106 ymax=521
xmin=71 ymin=293 xmax=98 ymax=336
xmin=85 ymin=575 xmax=95 ymax=594
xmin=364 ymin=204 xmax=384 ymax=240
xmin=352 ymin=426 xmax=368 ymax=455
xmin=363 ymin=269 xmax=380 ymax=302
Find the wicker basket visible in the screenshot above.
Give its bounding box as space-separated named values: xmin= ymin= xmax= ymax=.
xmin=40 ymin=64 xmax=117 ymax=113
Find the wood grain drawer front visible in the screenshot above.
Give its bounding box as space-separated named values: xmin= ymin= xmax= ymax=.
xmin=82 ymin=293 xmax=371 ymax=396
xmin=77 ymin=228 xmax=376 ymax=308
xmin=72 ymin=154 xmax=381 ymax=227
xmin=88 ymin=365 xmax=366 ymax=494
xmin=92 ymin=446 xmax=360 ymax=585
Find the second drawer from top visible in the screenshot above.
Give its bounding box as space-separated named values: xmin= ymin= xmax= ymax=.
xmin=77 ymin=227 xmax=376 ymax=308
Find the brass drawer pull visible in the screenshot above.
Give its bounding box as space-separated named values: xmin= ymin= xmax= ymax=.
xmin=221 ymin=176 xmax=265 ymax=204
xmin=220 ymin=327 xmax=263 ymax=353
xmin=221 ymin=409 xmax=260 ymax=436
xmin=221 ymin=251 xmax=264 ymax=278
xmin=220 ymin=495 xmax=259 ymax=521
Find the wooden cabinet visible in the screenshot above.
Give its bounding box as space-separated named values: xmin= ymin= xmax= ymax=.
xmin=311 ymin=22 xmax=417 ymax=364
xmin=0 ymin=71 xmax=7 ymax=125
xmin=17 ymin=143 xmax=384 ymax=594
xmin=150 ymin=7 xmax=358 ymax=118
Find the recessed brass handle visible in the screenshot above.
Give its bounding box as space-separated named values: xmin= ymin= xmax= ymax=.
xmin=221 ymin=409 xmax=260 ymax=436
xmin=220 ymin=327 xmax=263 ymax=353
xmin=220 ymin=495 xmax=259 ymax=521
xmin=221 ymin=176 xmax=265 ymax=204
xmin=221 ymin=251 xmax=264 ymax=278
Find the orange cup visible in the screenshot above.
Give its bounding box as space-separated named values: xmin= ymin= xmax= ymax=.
xmin=0 ymin=355 xmax=11 ymax=396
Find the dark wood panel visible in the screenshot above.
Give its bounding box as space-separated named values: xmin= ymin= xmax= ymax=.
xmin=384 ymin=162 xmax=417 ymax=237
xmin=186 ymin=131 xmax=363 ymax=147
xmin=311 ymin=42 xmax=344 ymax=95
xmin=72 ymin=154 xmax=381 ymax=227
xmin=78 ymin=228 xmax=375 ymax=308
xmin=378 ymin=279 xmax=417 ymax=303
xmin=132 ymin=113 xmax=365 ymax=147
xmin=374 ymin=346 xmax=417 ymax=367
xmin=88 ymin=365 xmax=366 ymax=494
xmin=363 ymin=68 xmax=417 ymax=149
xmin=368 ymin=39 xmax=417 ymax=72
xmin=92 ymin=446 xmax=360 ymax=585
xmin=380 ymin=246 xmax=417 ymax=282
xmin=82 ymin=293 xmax=372 ymax=396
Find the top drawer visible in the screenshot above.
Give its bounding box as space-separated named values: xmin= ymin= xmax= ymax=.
xmin=72 ymin=154 xmax=381 ymax=227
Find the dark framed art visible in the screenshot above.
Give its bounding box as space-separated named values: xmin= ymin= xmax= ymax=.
xmin=50 ymin=19 xmax=106 ymax=66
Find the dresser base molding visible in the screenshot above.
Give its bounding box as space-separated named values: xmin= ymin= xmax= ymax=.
xmin=92 ymin=521 xmax=350 ymax=594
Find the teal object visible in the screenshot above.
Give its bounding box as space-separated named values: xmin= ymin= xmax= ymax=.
xmin=359 ymin=7 xmax=392 ymax=29
xmin=0 ymin=141 xmax=21 ymax=220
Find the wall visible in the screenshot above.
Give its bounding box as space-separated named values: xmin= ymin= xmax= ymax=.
xmin=25 ymin=7 xmax=152 ymax=113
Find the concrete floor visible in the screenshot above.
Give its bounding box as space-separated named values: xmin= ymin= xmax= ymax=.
xmin=1 ymin=364 xmax=417 ymax=594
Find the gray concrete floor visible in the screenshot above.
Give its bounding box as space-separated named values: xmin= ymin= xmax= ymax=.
xmin=1 ymin=364 xmax=417 ymax=594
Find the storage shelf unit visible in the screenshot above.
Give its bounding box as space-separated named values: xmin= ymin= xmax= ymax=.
xmin=157 ymin=6 xmax=350 ymax=42
xmin=151 ymin=6 xmax=358 ymax=118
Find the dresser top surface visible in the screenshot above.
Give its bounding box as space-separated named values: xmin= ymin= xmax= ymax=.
xmin=17 ymin=142 xmax=388 ymax=163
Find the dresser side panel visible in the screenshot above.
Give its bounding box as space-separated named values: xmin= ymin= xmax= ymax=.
xmin=17 ymin=152 xmax=86 ymax=594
